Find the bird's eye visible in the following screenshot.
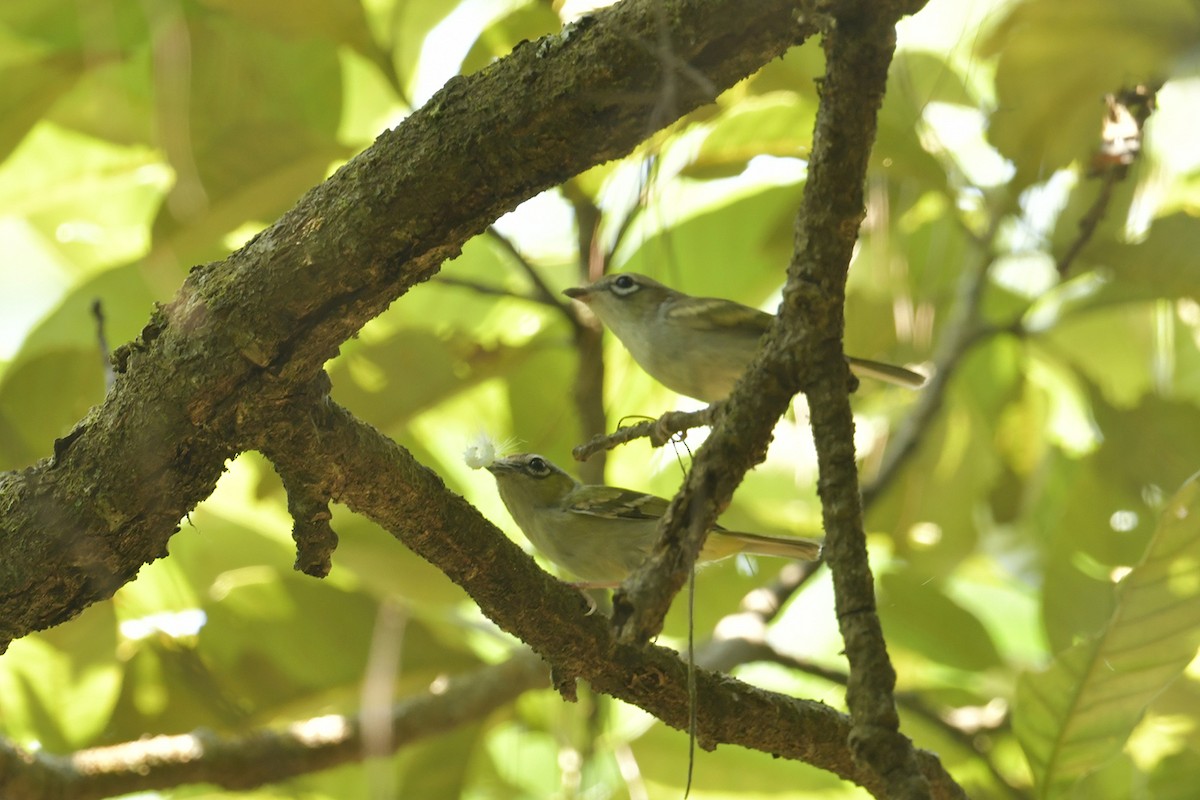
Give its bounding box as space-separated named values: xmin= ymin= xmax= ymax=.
xmin=527 ymin=456 xmax=549 ymax=475
xmin=611 ymin=274 xmax=638 ymax=296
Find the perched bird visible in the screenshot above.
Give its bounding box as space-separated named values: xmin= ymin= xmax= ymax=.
xmin=486 ymin=453 xmax=821 ymax=587
xmin=564 ymin=272 xmax=924 ymax=402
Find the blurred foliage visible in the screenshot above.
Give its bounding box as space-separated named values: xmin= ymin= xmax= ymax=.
xmin=2 ymin=0 xmax=1200 ymax=798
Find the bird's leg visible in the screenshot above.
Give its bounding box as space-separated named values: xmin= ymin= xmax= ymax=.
xmin=565 ymin=581 xmax=617 ymax=616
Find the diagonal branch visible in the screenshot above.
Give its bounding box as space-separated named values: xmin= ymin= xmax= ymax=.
xmin=243 ymin=383 xmax=965 ymax=799
xmin=0 ymin=0 xmax=822 ymax=650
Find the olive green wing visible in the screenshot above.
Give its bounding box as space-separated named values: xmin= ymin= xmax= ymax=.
xmin=564 ymin=486 xmax=669 ymax=521
xmin=663 ymin=296 xmax=773 ymax=338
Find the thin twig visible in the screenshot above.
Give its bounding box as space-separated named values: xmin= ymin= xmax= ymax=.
xmin=1054 ymin=169 xmax=1121 ymax=278
xmin=429 ymin=275 xmax=556 ymax=308
xmin=862 ymin=227 xmax=998 ymax=507
xmin=572 ymin=407 xmax=716 ymax=461
xmin=485 ymin=227 xmax=578 ymax=325
xmin=1056 ymin=85 xmax=1158 ymax=277
xmin=693 ymin=563 xmax=1024 ymax=799
xmin=726 ymin=643 xmax=1027 ymax=800
xmin=556 ymin=186 xmax=611 ymax=484
xmin=92 ymin=299 xmax=114 ymax=390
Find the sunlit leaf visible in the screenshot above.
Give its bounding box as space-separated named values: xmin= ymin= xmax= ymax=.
xmin=148 ymin=10 xmax=350 ymax=266
xmin=396 ymin=723 xmax=485 ymax=797
xmin=330 ymin=329 xmax=530 ymax=431
xmin=0 ymin=603 xmax=120 ymax=750
xmin=1095 ymin=213 xmax=1200 ymax=303
xmin=1014 ymin=472 xmax=1200 ymax=798
xmin=198 ymin=0 xmax=377 ymax=56
xmin=460 ymin=2 xmax=559 ymax=76
xmin=683 ymin=92 xmax=814 ymax=179
xmin=0 ymin=347 xmax=104 ymax=468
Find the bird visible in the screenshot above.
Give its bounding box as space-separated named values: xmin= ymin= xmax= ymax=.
xmin=486 ymin=453 xmax=821 ymax=587
xmin=563 ymin=272 xmax=924 ymax=402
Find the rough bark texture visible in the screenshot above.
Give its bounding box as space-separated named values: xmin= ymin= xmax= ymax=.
xmin=0 ymin=0 xmax=961 ymax=797
xmin=241 ymin=386 xmax=964 ymax=798
xmin=0 ymin=0 xmax=815 ymax=647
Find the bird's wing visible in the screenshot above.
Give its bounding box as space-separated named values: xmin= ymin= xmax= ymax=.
xmin=566 ymin=486 xmax=669 ymax=521
xmin=663 ymin=296 xmax=772 ymax=338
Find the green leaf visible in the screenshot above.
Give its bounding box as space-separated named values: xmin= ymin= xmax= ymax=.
xmin=1014 ymin=471 xmax=1200 ymax=798
xmin=0 ymin=347 xmax=105 ymax=469
xmin=872 ymin=50 xmax=968 ymax=194
xmin=981 ymin=0 xmax=1200 ymax=187
xmin=199 ymin=575 xmax=379 ymax=709
xmin=331 ymin=511 xmax=473 ymax=610
xmin=0 ymin=125 xmax=165 ymax=275
xmin=387 ymin=0 xmax=460 ymax=100
xmin=330 ymin=329 xmax=529 ymax=431
xmin=878 ymin=569 xmax=1004 ymax=671
xmin=0 ymin=603 xmax=121 ymax=749
xmin=149 ymin=10 xmax=351 ymax=265
xmin=1148 ymin=749 xmax=1200 ymax=800
xmin=1096 ymin=213 xmax=1200 ymax=304
xmin=197 ymin=0 xmax=377 ymax=56
xmin=396 ymin=723 xmax=484 ymax=797
xmin=683 ymin=92 xmax=815 ymax=179
xmin=460 ymin=2 xmax=560 ymax=77
xmin=0 ymin=52 xmax=83 ymax=163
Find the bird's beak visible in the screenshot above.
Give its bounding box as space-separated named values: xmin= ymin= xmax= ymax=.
xmin=484 ymin=458 xmax=517 ymax=475
xmin=562 ymin=286 xmax=591 ymax=301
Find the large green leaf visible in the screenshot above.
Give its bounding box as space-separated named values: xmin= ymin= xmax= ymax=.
xmin=1014 ymin=472 xmax=1200 ymax=798
xmin=0 ymin=52 xmax=83 ymax=163
xmin=198 ymin=0 xmax=376 ymax=56
xmin=0 ymin=603 xmax=121 ymax=750
xmin=1094 ymin=213 xmax=1200 ymax=304
xmin=330 ymin=329 xmax=530 ymax=432
xmin=0 ymin=347 xmax=105 ymax=468
xmin=981 ymin=0 xmax=1200 ymax=188
xmin=148 ymin=10 xmax=350 ymax=266
xmin=878 ymin=569 xmax=1004 ymax=672
xmin=684 ymin=92 xmax=815 ymax=180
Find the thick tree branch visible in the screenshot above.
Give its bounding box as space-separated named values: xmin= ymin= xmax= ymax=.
xmin=0 ymin=0 xmax=820 ymax=650
xmin=244 ymin=385 xmax=965 ymax=798
xmin=0 ymin=0 xmax=967 ymax=795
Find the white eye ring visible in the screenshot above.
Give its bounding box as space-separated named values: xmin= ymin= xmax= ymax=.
xmin=527 ymin=456 xmax=550 ymax=476
xmin=610 ymin=274 xmax=639 ymax=296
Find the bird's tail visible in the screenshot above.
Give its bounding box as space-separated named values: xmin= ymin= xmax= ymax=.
xmin=707 ymin=531 xmax=822 ymax=562
xmin=847 ymin=356 xmax=926 ymax=388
